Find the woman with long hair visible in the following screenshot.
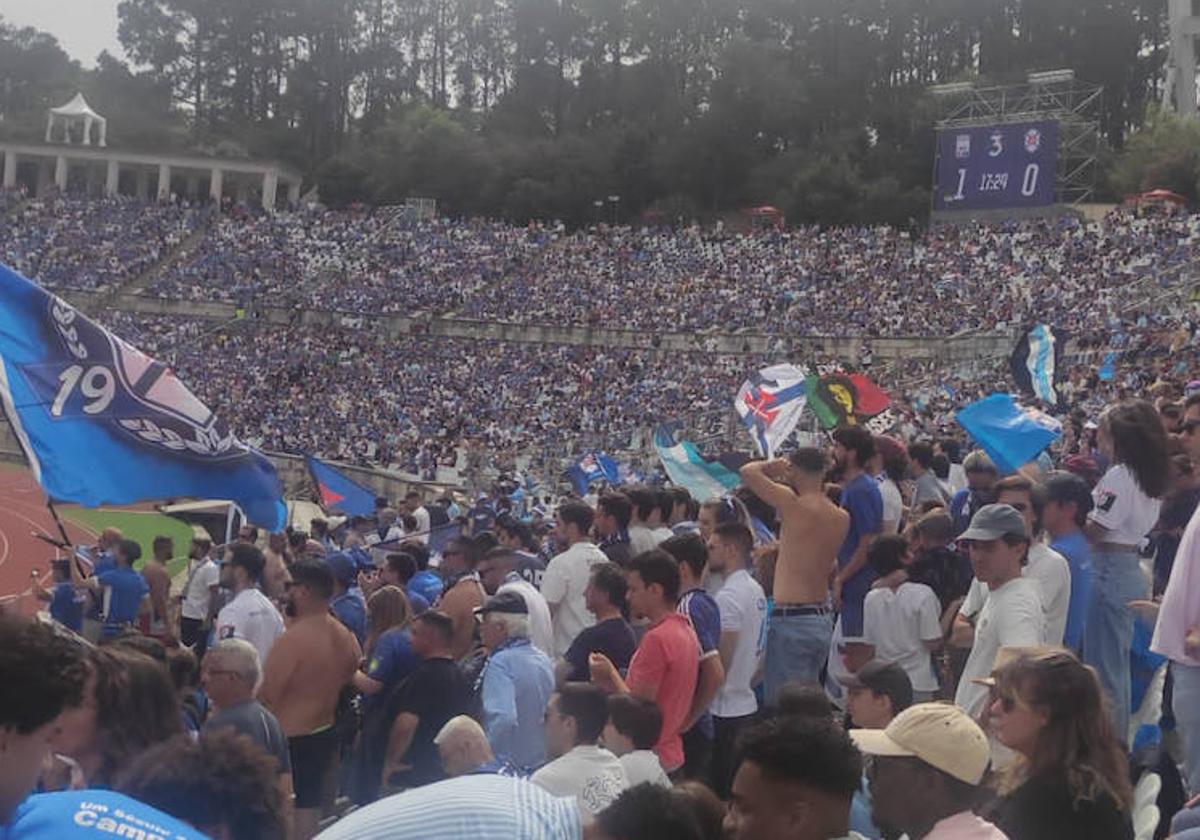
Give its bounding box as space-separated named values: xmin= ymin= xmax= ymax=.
xmin=1082 ymin=399 xmax=1170 ymax=736
xmin=986 ymin=649 xmax=1133 ymax=840
xmin=349 ymin=585 xmax=417 ymax=804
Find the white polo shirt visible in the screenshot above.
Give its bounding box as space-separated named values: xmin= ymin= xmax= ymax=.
xmin=530 ymin=745 xmax=628 ymax=815
xmin=180 ymin=558 xmax=220 ymax=621
xmin=955 ymin=576 xmax=1044 ymax=717
xmin=711 ymin=568 xmax=767 ymax=718
xmin=541 ymin=541 xmax=609 ymax=656
xmin=1090 ymin=464 xmax=1161 ymax=546
xmin=214 ymin=587 xmax=285 ymax=666
xmin=863 ymin=581 xmax=942 ymax=692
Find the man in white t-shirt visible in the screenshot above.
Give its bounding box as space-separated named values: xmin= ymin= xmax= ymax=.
xmin=862 ymin=536 xmax=942 ymax=701
xmin=178 ymin=535 xmax=221 ymax=656
xmin=531 ymin=684 xmax=627 ymax=815
xmin=958 ymin=476 xmax=1072 ymax=646
xmin=405 ymin=491 xmax=431 ymax=545
xmin=952 ymin=504 xmax=1045 ymax=719
xmin=215 ymin=544 xmax=285 ymax=667
xmin=541 ymin=502 xmax=608 ymax=656
xmin=707 ymin=521 xmax=767 ymax=798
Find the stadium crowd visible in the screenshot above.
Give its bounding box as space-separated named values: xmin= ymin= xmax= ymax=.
xmin=2 ymin=193 xmax=1197 ymax=336
xmin=5 ymin=377 xmax=1200 ymax=839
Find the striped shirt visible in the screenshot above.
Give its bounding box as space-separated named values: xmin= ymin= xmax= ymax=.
xmin=314 ymin=775 xmax=582 ymax=840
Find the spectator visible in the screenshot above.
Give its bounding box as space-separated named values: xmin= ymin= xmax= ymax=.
xmin=379 ymin=611 xmax=472 ymax=790
xmin=353 ymin=585 xmax=418 ymax=703
xmin=661 ymin=532 xmax=724 ymax=781
xmin=985 ymin=649 xmax=1133 ymax=840
xmin=559 ymin=563 xmax=638 ymax=685
xmin=603 ymin=693 xmax=671 ymax=788
xmin=595 ymin=492 xmax=634 ymax=568
xmin=437 ymin=537 xmax=486 ymax=660
xmin=950 ymin=451 xmax=998 ymax=537
xmin=1083 ymin=400 xmax=1170 ymax=736
xmin=627 ymin=487 xmax=663 ymax=554
xmin=542 ymin=501 xmax=608 ymax=657
xmin=595 ymin=783 xmax=707 ymax=840
xmin=34 ymin=558 xmax=85 ymax=633
xmin=496 ymin=516 xmax=546 ymax=588
xmin=705 ymin=521 xmax=767 ymax=797
xmin=178 ymin=535 xmax=220 ymax=656
xmin=839 ymin=659 xmax=913 ymax=729
xmin=909 ymin=442 xmax=950 ymax=508
xmin=71 ymin=538 xmax=149 ymax=639
xmin=724 ymin=715 xmax=864 ymax=840
xmin=740 ymin=448 xmax=848 ymax=703
xmin=851 ymin=703 xmax=1005 ymax=840
xmin=477 ymin=590 xmax=556 ymax=772
xmin=531 ymin=683 xmax=628 ymax=814
xmin=214 ymin=543 xmax=285 ymax=667
xmin=259 ymin=559 xmax=361 ymax=840
xmin=1041 ymin=471 xmax=1095 ymax=652
xmin=141 ymin=536 xmax=174 ymax=640
xmin=478 ymin=546 xmax=554 ymax=657
xmin=590 ymin=549 xmax=700 ymax=774
xmin=327 ymin=551 xmax=368 ymax=646
xmin=117 ymin=730 xmax=289 ymax=840
xmin=434 ymin=715 xmax=504 ymax=777
xmin=952 ymin=505 xmax=1046 ymax=719
xmin=862 ymin=535 xmax=942 ymax=701
xmin=0 ymin=615 xmax=88 ymax=824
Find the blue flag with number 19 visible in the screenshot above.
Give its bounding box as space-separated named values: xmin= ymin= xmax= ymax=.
xmin=0 ymin=263 xmax=286 ymax=530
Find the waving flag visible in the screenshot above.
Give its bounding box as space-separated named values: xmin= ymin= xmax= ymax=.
xmin=734 ymin=364 xmax=808 ymax=457
xmin=567 ymin=451 xmax=619 ymax=495
xmin=955 ymin=393 xmax=1062 ymax=475
xmin=805 ymin=370 xmax=891 ymax=429
xmin=0 ymin=264 xmax=286 ymax=530
xmin=654 ymin=425 xmax=740 ymax=501
xmin=1010 ymin=324 xmax=1067 ymax=405
xmin=306 ymin=454 xmax=377 ymax=516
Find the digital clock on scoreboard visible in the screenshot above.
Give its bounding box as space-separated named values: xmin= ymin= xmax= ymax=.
xmin=933 ymin=121 xmax=1058 ymax=211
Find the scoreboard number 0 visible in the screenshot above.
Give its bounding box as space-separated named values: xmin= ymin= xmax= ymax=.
xmin=1021 ymin=163 xmax=1039 ymax=197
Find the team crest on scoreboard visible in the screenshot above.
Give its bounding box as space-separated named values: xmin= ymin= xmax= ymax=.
xmin=1024 ymin=128 xmax=1042 ymax=153
xmin=955 ymin=134 xmax=971 ymax=159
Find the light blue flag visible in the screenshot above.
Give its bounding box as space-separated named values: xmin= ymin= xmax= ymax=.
xmin=653 ymin=425 xmax=740 ymax=500
xmin=955 ymin=393 xmax=1062 ymax=475
xmin=0 ymin=263 xmax=286 ymax=530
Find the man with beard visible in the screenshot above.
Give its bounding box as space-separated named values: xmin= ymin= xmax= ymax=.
xmin=260 ymin=559 xmax=361 ymax=840
xmin=214 ymin=543 xmax=285 ymax=667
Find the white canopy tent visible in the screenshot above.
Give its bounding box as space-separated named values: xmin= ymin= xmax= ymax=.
xmin=45 ymin=93 xmax=107 ymax=147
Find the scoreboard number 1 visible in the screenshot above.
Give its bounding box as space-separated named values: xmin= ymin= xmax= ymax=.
xmin=951 ymin=168 xmax=967 ymax=202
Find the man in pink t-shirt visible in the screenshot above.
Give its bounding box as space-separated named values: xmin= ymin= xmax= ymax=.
xmin=590 ymin=549 xmax=700 ymax=772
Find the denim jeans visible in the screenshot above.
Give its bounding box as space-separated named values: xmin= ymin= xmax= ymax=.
xmin=1081 ymin=548 xmax=1149 ymax=739
xmin=1173 ymin=662 xmax=1200 ymax=793
xmin=765 ymin=611 xmax=833 ymax=705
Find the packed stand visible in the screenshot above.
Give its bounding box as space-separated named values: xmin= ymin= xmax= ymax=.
xmin=1 ymin=195 xmax=208 ymax=292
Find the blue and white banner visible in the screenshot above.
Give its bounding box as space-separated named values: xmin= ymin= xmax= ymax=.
xmin=955 ymin=393 xmax=1062 ymax=475
xmin=0 ymin=264 xmax=286 ymax=530
xmin=567 ymin=451 xmax=619 ymax=495
xmin=1009 ymin=323 xmax=1066 ymax=406
xmin=734 ymin=363 xmax=808 ymax=458
xmin=653 ymin=425 xmax=740 ymax=501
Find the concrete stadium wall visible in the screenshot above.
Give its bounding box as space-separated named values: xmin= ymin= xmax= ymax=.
xmin=67 ymin=290 xmax=1016 ymax=361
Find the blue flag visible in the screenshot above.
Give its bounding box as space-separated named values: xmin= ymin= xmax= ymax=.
xmin=653 ymin=425 xmax=740 ymax=501
xmin=567 ymin=451 xmax=619 ymax=495
xmin=1098 ymin=352 xmax=1117 ymax=382
xmin=955 ymin=393 xmax=1062 ymax=475
xmin=306 ymin=454 xmax=377 ymax=517
xmin=0 ymin=263 xmax=286 ymax=530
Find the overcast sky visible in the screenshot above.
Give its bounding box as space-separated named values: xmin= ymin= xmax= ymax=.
xmin=4 ymin=0 xmax=125 ymax=67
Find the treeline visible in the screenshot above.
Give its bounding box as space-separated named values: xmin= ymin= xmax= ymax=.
xmin=0 ymin=2 xmax=1179 ymax=225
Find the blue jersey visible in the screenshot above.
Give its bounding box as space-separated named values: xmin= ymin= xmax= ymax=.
xmin=95 ymin=567 xmax=148 ymax=635
xmin=364 ymin=628 xmax=420 ymax=710
xmin=3 ymin=790 xmax=208 ymax=839
xmin=678 ymin=587 xmax=721 ymax=739
xmin=331 ymin=591 xmax=367 ymax=645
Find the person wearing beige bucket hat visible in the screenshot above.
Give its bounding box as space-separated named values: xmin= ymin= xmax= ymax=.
xmin=851 ymin=703 xmax=1008 ymax=839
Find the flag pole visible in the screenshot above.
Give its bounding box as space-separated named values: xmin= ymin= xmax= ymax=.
xmin=46 ymin=500 xmax=73 ymax=549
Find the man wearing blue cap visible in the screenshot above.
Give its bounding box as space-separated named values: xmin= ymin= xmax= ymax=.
xmin=328 ymin=551 xmax=367 ymax=646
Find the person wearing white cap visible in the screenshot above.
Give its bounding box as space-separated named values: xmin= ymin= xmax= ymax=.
xmin=851 ymin=703 xmax=1007 ymax=840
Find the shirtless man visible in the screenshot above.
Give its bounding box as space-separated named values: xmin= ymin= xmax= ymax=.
xmin=262 ymin=532 xmax=293 ymax=603
xmin=259 ymin=558 xmax=361 ymax=840
xmin=740 ymin=447 xmax=849 ymax=703
xmin=141 ymin=536 xmax=175 ymax=640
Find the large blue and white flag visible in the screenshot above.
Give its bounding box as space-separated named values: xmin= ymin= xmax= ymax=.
xmin=567 ymin=451 xmax=619 ymax=495
xmin=734 ymin=363 xmax=808 ymax=458
xmin=0 ymin=264 xmax=286 ymax=530
xmin=653 ymin=425 xmax=740 ymax=501
xmin=1010 ymin=324 xmax=1067 ymax=406
xmin=955 ymin=393 xmax=1062 ymax=475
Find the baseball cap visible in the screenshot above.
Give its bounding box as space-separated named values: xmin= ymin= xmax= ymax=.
xmin=325 ymin=551 xmax=357 ymax=586
xmin=849 ymin=703 xmax=991 ymax=785
xmin=838 ymin=660 xmax=913 ymax=713
xmin=959 ymin=504 xmax=1028 ymax=542
xmin=474 ymin=590 xmax=528 ymax=617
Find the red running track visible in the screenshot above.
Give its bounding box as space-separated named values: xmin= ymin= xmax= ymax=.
xmin=0 ymin=468 xmax=97 ymax=615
